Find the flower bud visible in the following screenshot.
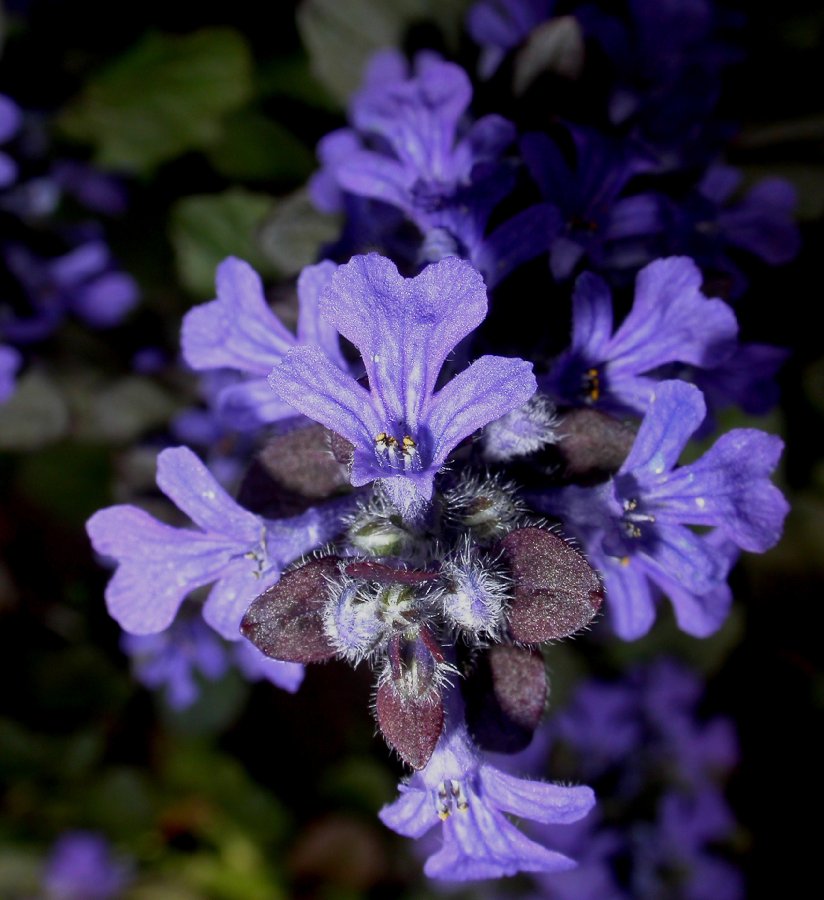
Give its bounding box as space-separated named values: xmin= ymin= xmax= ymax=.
xmin=482 ymin=393 xmax=559 ymax=462
xmin=322 ymin=579 xmax=386 ymax=663
xmin=437 ymin=542 xmax=509 ymax=637
xmin=443 ymin=472 xmax=525 ymax=543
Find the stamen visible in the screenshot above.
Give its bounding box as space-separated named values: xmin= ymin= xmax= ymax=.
xmin=434 ymin=779 xmax=469 ymax=819
xmin=622 ymin=498 xmax=655 ymax=537
xmin=584 ymin=367 xmax=601 ymax=403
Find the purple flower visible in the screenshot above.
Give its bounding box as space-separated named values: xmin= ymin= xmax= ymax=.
xmin=270 ymin=254 xmax=536 ymax=513
xmin=380 ymin=705 xmax=595 ymax=880
xmin=233 ymin=639 xmax=305 ymax=693
xmin=0 ymin=93 xmax=21 ymax=188
xmin=526 ymin=660 xmax=742 ymax=898
xmin=3 ymin=239 xmax=138 ymax=342
xmin=86 ymin=445 xmax=351 ymax=638
xmin=690 ymin=342 xmax=788 ymax=426
xmin=181 ymin=256 xmax=346 ymax=431
xmin=544 ymin=257 xmax=738 ymax=413
xmin=317 ymin=53 xmax=549 ymax=285
xmin=521 ymin=127 xmax=659 ymax=280
xmin=338 ymin=56 xmax=515 ymax=228
xmin=42 ymin=831 xmax=131 ymax=900
xmin=121 ymin=615 xmax=229 ymax=710
xmin=671 ymin=165 xmax=801 ymax=292
xmin=0 ymin=344 xmax=21 ymax=404
xmin=532 ymin=379 xmax=788 ymax=638
xmin=51 ymin=160 xmax=129 ymax=216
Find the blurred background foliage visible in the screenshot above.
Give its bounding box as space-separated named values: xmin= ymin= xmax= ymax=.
xmin=0 ymin=0 xmax=823 ymax=896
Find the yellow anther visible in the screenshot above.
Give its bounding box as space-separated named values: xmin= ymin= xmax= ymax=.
xmin=586 ymin=367 xmax=601 ymax=402
xmin=375 ymin=432 xmax=398 ymax=449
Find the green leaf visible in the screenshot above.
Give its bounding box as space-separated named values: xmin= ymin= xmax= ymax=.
xmin=0 ymin=368 xmax=69 ymax=451
xmin=59 ymin=28 xmax=253 ymax=174
xmin=257 ymin=56 xmax=339 ymax=110
xmin=160 ymin=670 xmax=250 ymax=738
xmin=170 ymin=189 xmax=277 ymax=298
xmin=297 ymin=0 xmax=470 ymax=105
xmin=15 ymin=443 xmax=113 ymax=526
xmin=206 ymin=110 xmax=315 ymax=182
xmin=70 ymin=375 xmax=177 ymax=444
xmin=257 ymin=188 xmax=341 ymax=276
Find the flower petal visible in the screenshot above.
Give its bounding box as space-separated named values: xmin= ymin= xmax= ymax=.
xmin=379 ymin=786 xmax=439 ymax=839
xmin=181 ymin=257 xmax=295 ymax=375
xmin=319 ymin=254 xmax=490 ymax=430
xmin=204 ymin=561 xmax=281 ymax=640
xmin=425 ymin=800 xmax=577 ymax=880
xmin=87 ymin=505 xmax=236 ymax=634
xmin=428 ymin=355 xmax=536 ymax=467
xmin=480 ymin=767 xmax=595 ymax=825
xmin=270 ymin=345 xmax=381 ymax=448
xmin=156 ymin=447 xmax=262 ymax=543
xmin=570 ymin=272 xmax=614 ymax=357
xmin=216 ymin=378 xmax=298 ymax=431
xmin=619 ymin=380 xmax=705 ymax=477
xmin=606 ymin=257 xmax=738 ymax=375
xmin=295 ymin=260 xmax=347 ymax=369
xmin=649 ymin=428 xmax=788 ymax=552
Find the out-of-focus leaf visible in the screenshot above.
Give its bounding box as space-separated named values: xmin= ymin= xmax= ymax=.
xmin=781 ymin=11 xmax=824 ymax=50
xmin=513 ymin=16 xmax=585 ymax=95
xmin=170 ymin=189 xmax=277 ymax=298
xmin=319 ymin=758 xmax=395 ymax=813
xmin=164 ymin=743 xmax=287 ymax=842
xmin=207 ymin=111 xmax=315 ymax=182
xmin=605 ymin=604 xmax=746 ymax=676
xmin=0 ymin=718 xmax=105 ymax=783
xmin=16 ymin=444 xmax=111 ymax=525
xmin=59 ymin=29 xmax=252 ymax=174
xmin=0 ymin=369 xmax=69 ymax=450
xmin=756 ymin=497 xmax=824 ymax=577
xmin=257 ymin=56 xmax=338 ymax=110
xmin=258 ymin=188 xmax=340 ymax=276
xmin=70 ymin=376 xmax=177 ymax=444
xmin=0 ymin=849 xmax=39 ymax=897
xmin=160 ymin=669 xmax=249 ymax=737
xmin=175 ymin=847 xmax=285 ymax=900
xmin=804 ymin=358 xmax=824 ymax=417
xmin=738 ymin=164 xmax=824 ymax=221
xmin=290 ymin=815 xmax=388 ymax=891
xmin=297 ymin=0 xmax=470 ymax=105
xmin=86 ymin=768 xmax=156 ymax=837
xmin=739 ymin=114 xmax=824 ymax=150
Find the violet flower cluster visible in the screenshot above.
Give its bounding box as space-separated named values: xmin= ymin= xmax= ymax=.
xmin=516 ymin=659 xmax=743 ymax=899
xmin=0 ymin=92 xmax=138 ymax=404
xmin=86 ymin=0 xmax=792 ymax=886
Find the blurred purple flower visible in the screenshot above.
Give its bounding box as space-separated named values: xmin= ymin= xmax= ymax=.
xmin=0 ymin=344 xmax=21 ymax=403
xmin=121 ymin=615 xmax=229 ymax=710
xmin=0 ymin=93 xmax=21 ymax=188
xmin=233 ymin=639 xmax=305 ymax=693
xmin=3 ymin=239 xmax=138 ymax=342
xmin=43 ymin=831 xmax=131 ymax=900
